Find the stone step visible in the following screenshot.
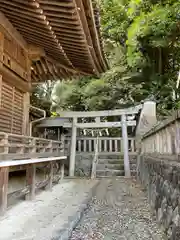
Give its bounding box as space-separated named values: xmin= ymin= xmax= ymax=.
xmin=98 ymin=159 xmax=137 ymax=165
xmin=98 ymin=153 xmax=137 ymax=160
xmin=96 ymin=163 xmax=136 ymax=171
xmin=96 ymin=169 xmax=125 ymax=177
xmin=98 ymin=156 xmax=123 ymax=160
xmin=96 ymin=163 xmax=124 ymax=170
xmin=96 ymin=169 xmax=136 ymax=177
xmin=98 ymin=159 xmax=122 ymax=164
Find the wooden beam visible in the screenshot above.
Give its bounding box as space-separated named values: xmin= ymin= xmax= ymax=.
xmin=46 ymin=21 xmax=81 ymax=30
xmin=0 ymin=156 xmax=67 ymax=167
xmin=39 ymin=5 xmax=75 ymax=13
xmin=0 ymin=12 xmax=27 ymax=49
xmin=46 ymin=57 xmax=90 ymax=77
xmin=7 ymin=14 xmax=52 ymax=31
xmin=72 ymin=0 xmax=98 ymax=75
xmin=28 ymin=46 xmax=46 ymax=61
xmin=52 ymin=27 xmax=82 ymax=35
xmin=1 ymin=9 xmax=46 ymax=25
xmin=58 ymin=105 xmax=142 ymax=117
xmin=38 ymin=121 xmax=136 ymax=129
xmin=83 ymin=0 xmax=108 ymax=71
xmin=0 ymin=65 xmax=30 ymax=92
xmin=44 ymin=12 xmax=78 ymax=20
xmin=46 ymin=57 xmax=76 ymax=73
xmin=38 ymin=1 xmax=74 ymax=8
xmin=4 ymin=0 xmax=39 ymax=8
xmin=0 ymin=1 xmax=43 ymax=14
xmin=0 ymin=5 xmax=46 ymax=21
xmin=75 ymin=121 xmax=136 ymax=128
xmin=75 ymin=0 xmax=101 ymax=73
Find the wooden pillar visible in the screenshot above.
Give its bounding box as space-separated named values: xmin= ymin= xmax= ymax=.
xmin=23 ymin=92 xmax=30 ymax=135
xmin=60 ymin=163 xmax=64 ymax=181
xmin=60 ymin=133 xmax=65 ymax=155
xmin=46 ymin=161 xmax=53 ymax=191
xmin=58 ymin=128 xmax=60 ymax=141
xmin=69 ymin=117 xmax=77 ymax=176
xmin=0 ymin=167 xmax=9 ymax=215
xmin=0 ymin=32 xmax=4 ymax=64
xmin=0 ymin=75 xmax=2 ymax=104
xmin=26 ymin=164 xmax=36 ymax=200
xmin=121 ymin=114 xmax=131 ymax=177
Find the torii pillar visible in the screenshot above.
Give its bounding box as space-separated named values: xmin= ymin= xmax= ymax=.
xmin=69 ymin=117 xmax=77 ymax=176
xmin=121 ymin=114 xmax=131 ymax=178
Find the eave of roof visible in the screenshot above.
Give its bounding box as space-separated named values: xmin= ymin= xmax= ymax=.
xmin=0 ymin=0 xmax=108 ymax=82
xmin=35 ymin=117 xmax=72 ymax=128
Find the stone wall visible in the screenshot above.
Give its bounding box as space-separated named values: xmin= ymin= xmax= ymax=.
xmin=138 ymin=155 xmax=180 ymax=239
xmin=75 ymin=154 xmax=93 ymax=177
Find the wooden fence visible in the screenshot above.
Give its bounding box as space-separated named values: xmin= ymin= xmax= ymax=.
xmin=65 ymin=137 xmax=136 ymax=154
xmin=142 ymin=111 xmax=180 ymax=156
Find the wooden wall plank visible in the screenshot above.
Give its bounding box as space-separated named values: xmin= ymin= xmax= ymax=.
xmin=0 ymin=79 xmax=24 ymax=134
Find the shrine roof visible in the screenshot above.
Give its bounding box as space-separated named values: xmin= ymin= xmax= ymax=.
xmin=0 ymin=0 xmax=108 ymax=83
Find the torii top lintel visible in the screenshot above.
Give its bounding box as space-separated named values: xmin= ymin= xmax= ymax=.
xmin=0 ymin=0 xmax=108 ymax=83
xmin=57 ymin=105 xmax=143 ymax=118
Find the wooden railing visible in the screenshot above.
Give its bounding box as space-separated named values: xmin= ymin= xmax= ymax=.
xmin=0 ymin=131 xmax=66 ymax=215
xmin=142 ymin=111 xmax=180 ymax=155
xmin=0 ymin=156 xmax=66 ymax=215
xmin=65 ymin=137 xmax=136 ymax=154
xmin=0 ymin=132 xmax=64 ymax=160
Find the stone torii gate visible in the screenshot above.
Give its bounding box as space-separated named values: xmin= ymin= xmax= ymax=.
xmin=57 ymin=105 xmax=143 ymax=178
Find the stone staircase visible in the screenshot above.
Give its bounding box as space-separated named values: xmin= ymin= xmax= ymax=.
xmin=96 ymin=154 xmax=137 ymax=177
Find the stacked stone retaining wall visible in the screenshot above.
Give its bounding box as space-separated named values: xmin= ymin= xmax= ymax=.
xmin=138 ymin=154 xmax=180 ymax=239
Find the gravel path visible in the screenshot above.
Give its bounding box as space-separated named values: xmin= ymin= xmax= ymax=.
xmin=70 ymin=178 xmax=165 ymax=240
xmin=0 ymin=179 xmax=98 ymax=240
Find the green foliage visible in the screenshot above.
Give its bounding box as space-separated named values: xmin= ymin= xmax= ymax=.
xmin=51 ymin=112 xmax=59 ymax=117
xmin=100 ymin=0 xmax=180 ymax=116
xmin=30 ymin=81 xmax=56 ymax=117
xmin=126 ymin=2 xmax=180 ymax=68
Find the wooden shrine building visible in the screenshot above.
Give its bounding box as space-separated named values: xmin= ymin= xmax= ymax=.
xmin=0 ymin=0 xmax=108 ymax=136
